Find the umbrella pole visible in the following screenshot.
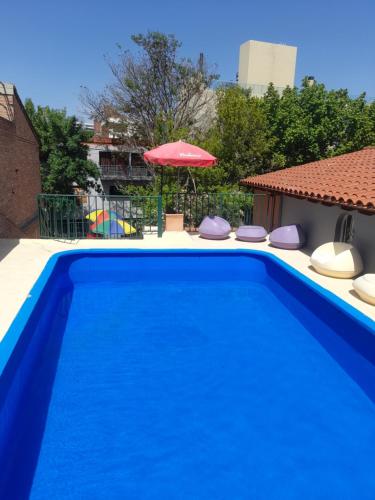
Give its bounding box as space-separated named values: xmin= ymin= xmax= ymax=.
xmin=160 ymin=166 xmax=164 ymax=195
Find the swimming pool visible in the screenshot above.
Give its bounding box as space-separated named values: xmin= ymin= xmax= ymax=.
xmin=0 ymin=250 xmax=374 ymax=499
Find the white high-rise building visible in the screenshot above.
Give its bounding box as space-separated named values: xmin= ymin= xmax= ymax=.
xmin=238 ymin=40 xmax=297 ymax=97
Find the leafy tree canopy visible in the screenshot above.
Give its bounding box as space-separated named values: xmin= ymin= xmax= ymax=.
xmin=207 ymin=85 xmax=271 ymax=181
xmin=262 ymin=78 xmax=375 ymax=168
xmin=25 ymin=99 xmax=99 ymax=194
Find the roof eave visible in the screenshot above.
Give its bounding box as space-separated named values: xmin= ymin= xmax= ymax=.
xmin=242 ymin=183 xmax=375 ymax=214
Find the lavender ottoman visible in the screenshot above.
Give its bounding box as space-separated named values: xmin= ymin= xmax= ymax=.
xmin=198 ymin=216 xmax=231 ymax=240
xmin=236 ymin=225 xmax=267 ymax=242
xmin=269 ymin=224 xmax=305 ymax=250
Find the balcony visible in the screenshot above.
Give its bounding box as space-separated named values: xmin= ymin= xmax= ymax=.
xmin=99 ymin=165 xmax=153 ymax=181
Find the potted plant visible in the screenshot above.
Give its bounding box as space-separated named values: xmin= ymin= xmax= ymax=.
xmin=165 ymin=194 xmax=184 ymax=231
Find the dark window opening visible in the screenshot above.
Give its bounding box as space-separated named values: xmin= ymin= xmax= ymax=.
xmin=109 ymin=185 xmax=123 ymax=195
xmin=99 ymin=151 xmax=128 ymax=167
xmin=130 ymin=153 xmax=146 ymax=167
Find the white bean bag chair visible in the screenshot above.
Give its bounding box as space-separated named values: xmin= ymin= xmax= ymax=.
xmin=353 ymin=274 xmax=375 ymax=305
xmin=310 ymin=242 xmax=363 ymax=279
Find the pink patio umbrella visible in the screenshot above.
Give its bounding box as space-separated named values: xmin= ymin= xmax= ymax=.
xmin=143 ymin=140 xmax=217 ymax=193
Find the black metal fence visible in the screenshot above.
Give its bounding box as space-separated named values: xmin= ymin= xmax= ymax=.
xmin=38 ymin=192 xmax=268 ymax=239
xmin=163 ymin=192 xmax=256 ymax=231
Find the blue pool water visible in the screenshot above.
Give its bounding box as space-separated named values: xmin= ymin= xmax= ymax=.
xmin=0 ymin=250 xmax=375 ymax=499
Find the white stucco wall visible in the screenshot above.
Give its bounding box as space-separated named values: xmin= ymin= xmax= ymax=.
xmin=281 ymin=195 xmax=375 ymax=272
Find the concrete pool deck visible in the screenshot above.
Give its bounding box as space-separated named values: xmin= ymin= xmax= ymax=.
xmin=0 ymin=233 xmax=374 ymax=341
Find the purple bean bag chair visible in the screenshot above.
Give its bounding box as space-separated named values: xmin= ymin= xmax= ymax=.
xmin=236 ymin=225 xmax=267 ymax=242
xmin=198 ymin=216 xmax=231 ymax=240
xmin=269 ymin=224 xmax=305 ymax=250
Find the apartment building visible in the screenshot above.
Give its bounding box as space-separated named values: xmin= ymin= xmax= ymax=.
xmin=238 ymin=40 xmax=297 ymax=97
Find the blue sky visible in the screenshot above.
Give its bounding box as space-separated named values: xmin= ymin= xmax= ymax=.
xmin=2 ymin=0 xmax=374 ymax=118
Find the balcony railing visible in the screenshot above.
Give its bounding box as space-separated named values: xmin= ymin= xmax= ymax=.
xmin=99 ymin=165 xmax=153 ymax=181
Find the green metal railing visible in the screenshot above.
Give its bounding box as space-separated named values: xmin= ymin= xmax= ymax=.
xmin=38 ymin=192 xmax=268 ymax=239
xmin=38 ymin=194 xmax=162 ymax=239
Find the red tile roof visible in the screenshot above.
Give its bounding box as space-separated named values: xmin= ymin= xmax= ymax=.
xmin=89 ymin=136 xmax=115 ymax=145
xmin=241 ymin=147 xmax=375 ymax=212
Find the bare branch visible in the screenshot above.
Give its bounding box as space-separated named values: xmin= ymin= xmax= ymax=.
xmin=80 ymin=32 xmax=219 ymax=147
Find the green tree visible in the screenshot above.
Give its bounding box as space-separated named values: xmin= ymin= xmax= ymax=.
xmin=199 ymin=85 xmax=271 ymax=185
xmin=25 ymin=100 xmax=99 ymax=194
xmin=81 ymin=31 xmax=219 ymax=147
xmin=262 ymin=78 xmax=375 ymax=169
xmin=369 ymin=100 xmax=375 ymax=140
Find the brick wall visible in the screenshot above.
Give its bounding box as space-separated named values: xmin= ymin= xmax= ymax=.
xmin=0 ymin=96 xmax=13 ymax=121
xmin=0 ymin=88 xmax=41 ymax=238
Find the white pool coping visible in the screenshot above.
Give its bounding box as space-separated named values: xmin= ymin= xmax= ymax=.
xmin=0 ymin=233 xmax=374 ymax=341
